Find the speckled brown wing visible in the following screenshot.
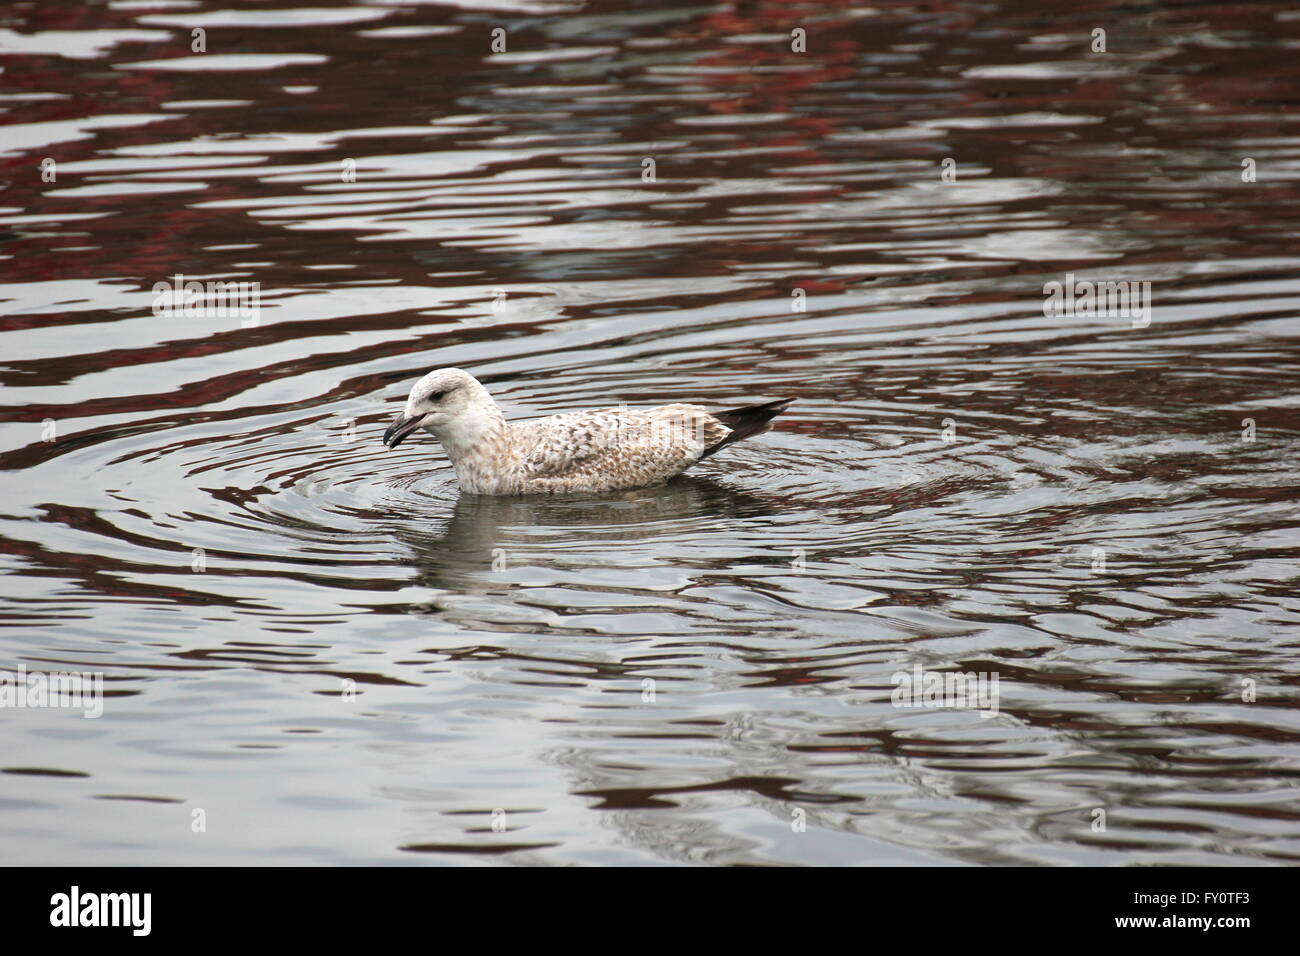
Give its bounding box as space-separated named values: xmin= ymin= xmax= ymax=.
xmin=514 ymin=409 xmax=629 ymax=478
xmin=513 ymin=406 xmax=727 ymax=491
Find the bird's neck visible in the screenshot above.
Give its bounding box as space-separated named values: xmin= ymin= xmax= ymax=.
xmin=428 ymin=398 xmax=510 ymax=473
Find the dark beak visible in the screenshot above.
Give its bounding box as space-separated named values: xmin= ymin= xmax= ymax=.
xmin=383 ymin=412 xmax=426 ymax=448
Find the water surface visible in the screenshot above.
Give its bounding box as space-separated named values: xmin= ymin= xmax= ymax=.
xmin=2 ymin=0 xmax=1299 ymax=866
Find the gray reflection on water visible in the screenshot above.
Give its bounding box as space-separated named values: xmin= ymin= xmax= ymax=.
xmin=402 ymin=476 xmax=777 ymax=582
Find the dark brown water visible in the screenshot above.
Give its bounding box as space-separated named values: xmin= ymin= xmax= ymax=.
xmin=2 ymin=0 xmax=1299 ymax=865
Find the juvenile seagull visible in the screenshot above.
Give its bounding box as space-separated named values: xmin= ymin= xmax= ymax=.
xmin=382 ymin=368 xmax=792 ymax=495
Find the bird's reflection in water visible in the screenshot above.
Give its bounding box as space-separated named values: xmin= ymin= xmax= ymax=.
xmin=397 ymin=475 xmax=777 ymax=591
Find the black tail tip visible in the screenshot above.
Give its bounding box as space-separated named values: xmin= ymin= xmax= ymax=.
xmin=702 ymin=397 xmax=795 ymax=460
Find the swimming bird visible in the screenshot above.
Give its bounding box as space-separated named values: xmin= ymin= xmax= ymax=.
xmin=382 ymin=368 xmax=792 ymax=495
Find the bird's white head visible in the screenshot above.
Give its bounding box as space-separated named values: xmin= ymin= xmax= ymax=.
xmin=383 ymin=367 xmax=500 ymax=449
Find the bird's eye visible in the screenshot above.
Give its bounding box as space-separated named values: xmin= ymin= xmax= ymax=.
xmin=427 ymin=390 xmax=445 ymax=402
